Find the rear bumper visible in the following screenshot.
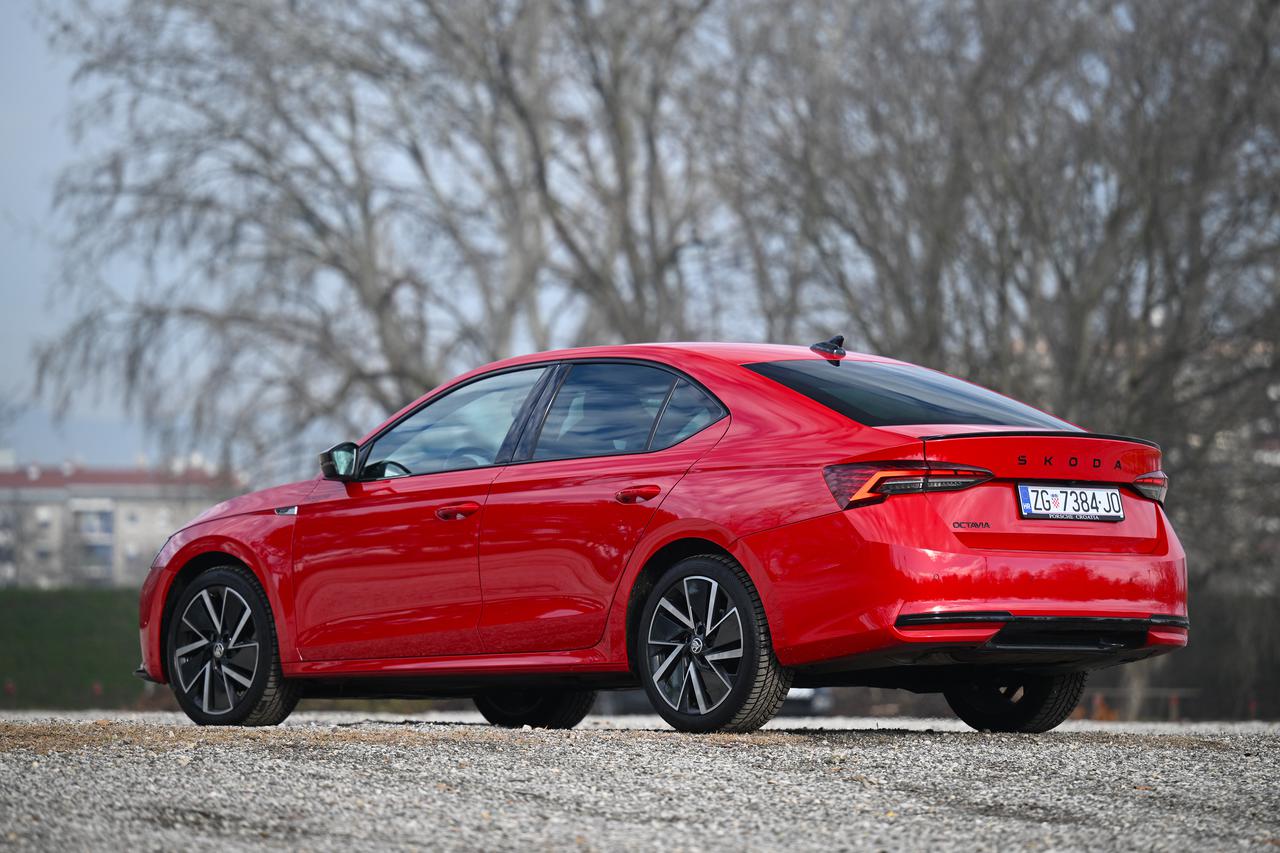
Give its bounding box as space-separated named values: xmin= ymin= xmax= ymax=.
xmin=790 ymin=614 xmax=1188 ymax=688
xmin=889 ymin=611 xmax=1187 ymax=665
xmin=739 ymin=504 xmax=1188 ymax=670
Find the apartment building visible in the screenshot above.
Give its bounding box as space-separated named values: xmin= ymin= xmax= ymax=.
xmin=0 ymin=460 xmax=234 ymax=588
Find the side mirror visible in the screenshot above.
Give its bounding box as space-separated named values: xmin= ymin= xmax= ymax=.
xmin=319 ymin=442 xmax=359 ymax=481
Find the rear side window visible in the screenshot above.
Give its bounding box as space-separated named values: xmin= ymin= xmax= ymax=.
xmin=745 ymin=360 xmax=1077 ymax=429
xmin=533 ymin=363 xmax=675 ymax=460
xmin=651 ymin=380 xmax=723 ymax=449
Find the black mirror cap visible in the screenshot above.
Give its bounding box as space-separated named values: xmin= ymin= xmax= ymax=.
xmin=319 ymin=442 xmax=359 ymax=481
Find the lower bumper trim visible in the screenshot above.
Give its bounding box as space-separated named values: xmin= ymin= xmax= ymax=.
xmin=133 ymin=664 xmax=161 ymax=684
xmin=895 ymin=611 xmax=1189 ymax=631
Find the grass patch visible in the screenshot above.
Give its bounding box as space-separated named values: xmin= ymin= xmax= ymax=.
xmin=0 ymin=587 xmax=170 ymax=710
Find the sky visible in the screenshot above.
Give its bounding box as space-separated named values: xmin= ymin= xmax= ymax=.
xmin=0 ymin=4 xmax=147 ymax=467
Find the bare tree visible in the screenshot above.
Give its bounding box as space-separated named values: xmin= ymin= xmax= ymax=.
xmin=403 ymin=0 xmax=724 ymax=342
xmin=37 ymin=0 xmax=555 ymax=477
xmin=705 ymin=0 xmax=1280 ymax=715
xmin=0 ymin=397 xmax=20 ymax=443
xmin=36 ymin=0 xmax=1280 ymax=714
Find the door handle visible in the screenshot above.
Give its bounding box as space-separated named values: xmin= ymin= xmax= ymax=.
xmin=435 ymin=501 xmax=481 ymax=521
xmin=615 ymin=484 xmax=662 ymax=504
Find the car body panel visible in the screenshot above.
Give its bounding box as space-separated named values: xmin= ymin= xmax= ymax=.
xmin=477 ymin=419 xmax=728 ymax=654
xmin=740 ymin=495 xmax=1186 ymax=667
xmin=138 ymin=507 xmax=303 ymax=682
xmin=139 ymin=342 xmax=1189 ymax=692
xmin=290 ymin=470 xmax=495 ymax=661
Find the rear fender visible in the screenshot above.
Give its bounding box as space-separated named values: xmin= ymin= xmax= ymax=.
xmin=600 ymin=518 xmax=781 ymax=667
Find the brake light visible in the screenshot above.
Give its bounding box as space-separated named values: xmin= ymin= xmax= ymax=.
xmin=1132 ymin=471 xmax=1168 ymax=504
xmin=822 ymin=461 xmax=994 ymax=509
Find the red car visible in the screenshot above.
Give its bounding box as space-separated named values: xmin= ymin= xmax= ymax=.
xmin=137 ymin=339 xmax=1187 ymax=732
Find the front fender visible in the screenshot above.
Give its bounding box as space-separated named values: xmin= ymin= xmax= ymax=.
xmin=140 ymin=512 xmax=298 ymax=682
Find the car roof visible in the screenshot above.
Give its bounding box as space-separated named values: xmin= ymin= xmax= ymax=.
xmin=484 ymin=341 xmax=902 ymax=370
xmin=360 ymin=342 xmax=902 ymax=445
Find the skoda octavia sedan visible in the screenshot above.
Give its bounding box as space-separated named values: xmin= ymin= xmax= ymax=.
xmin=137 ymin=339 xmax=1188 ymax=732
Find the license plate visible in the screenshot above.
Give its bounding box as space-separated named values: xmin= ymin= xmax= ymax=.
xmin=1017 ymin=484 xmax=1124 ymax=521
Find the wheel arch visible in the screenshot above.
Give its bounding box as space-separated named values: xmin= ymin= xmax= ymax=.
xmin=621 ymin=535 xmax=779 ymax=673
xmin=156 ymin=546 xmax=282 ymax=682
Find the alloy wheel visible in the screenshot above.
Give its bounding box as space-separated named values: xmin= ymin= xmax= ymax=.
xmin=172 ymin=586 xmax=260 ymax=716
xmin=646 ymin=575 xmax=744 ymax=715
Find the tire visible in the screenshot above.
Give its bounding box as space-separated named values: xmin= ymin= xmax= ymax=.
xmin=637 ymin=554 xmax=792 ymax=733
xmin=944 ymin=671 xmax=1087 ymax=733
xmin=166 ymin=564 xmax=300 ymax=726
xmin=473 ymin=689 xmax=596 ymax=729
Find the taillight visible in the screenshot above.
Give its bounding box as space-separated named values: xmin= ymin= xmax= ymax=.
xmin=1132 ymin=471 xmax=1168 ymax=504
xmin=822 ymin=461 xmax=994 ymax=509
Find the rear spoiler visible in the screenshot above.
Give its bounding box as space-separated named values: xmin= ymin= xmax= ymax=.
xmin=919 ymin=430 xmax=1160 ymax=450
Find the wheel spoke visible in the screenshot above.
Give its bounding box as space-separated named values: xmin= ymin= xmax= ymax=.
xmin=704 ymin=579 xmax=719 ymax=632
xmin=218 ymin=589 xmax=229 ymax=637
xmin=200 ymin=663 xmax=213 ymax=713
xmin=687 ymin=664 xmax=709 ymax=714
xmin=705 ymin=660 xmax=733 ymax=691
xmin=681 ymin=578 xmax=698 ymax=628
xmin=706 ymin=621 xmax=742 ymax=651
xmin=177 ymin=657 xmax=206 ymax=693
xmin=222 ymin=663 xmax=253 ymax=689
xmin=674 ymin=660 xmax=691 ymax=712
xmin=696 ymin=660 xmax=733 ymax=708
xmin=174 ymin=637 xmax=209 ymax=658
xmin=222 ymin=670 xmax=236 ymax=708
xmin=182 ymin=614 xmax=210 ymax=638
xmin=199 ymin=589 xmax=222 ymax=633
xmin=708 ymin=606 xmax=738 ymax=637
xmin=652 ymin=644 xmax=685 ymax=681
xmin=228 ymin=606 xmax=252 ymax=647
xmin=658 ymin=597 xmax=694 ymax=630
xmin=704 ymin=646 xmax=742 ymax=662
xmin=226 ymin=642 xmax=258 ymax=668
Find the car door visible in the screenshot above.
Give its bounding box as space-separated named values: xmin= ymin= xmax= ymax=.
xmin=292 ymin=366 xmax=551 ymax=662
xmin=478 ymin=361 xmax=728 ymax=654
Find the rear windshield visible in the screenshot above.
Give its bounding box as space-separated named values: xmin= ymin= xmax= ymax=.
xmin=745 ymin=360 xmax=1078 ymax=430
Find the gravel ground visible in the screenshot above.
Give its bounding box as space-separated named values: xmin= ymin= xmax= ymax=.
xmin=2 ymin=711 xmax=1277 ymax=851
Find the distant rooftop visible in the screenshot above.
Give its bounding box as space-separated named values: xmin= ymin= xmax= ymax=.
xmin=0 ymin=463 xmax=228 ymax=491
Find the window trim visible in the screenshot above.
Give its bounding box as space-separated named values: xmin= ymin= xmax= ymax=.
xmin=511 ymin=362 xmax=571 ymax=462
xmin=644 ymin=379 xmax=680 ymax=450
xmin=352 ymin=357 xmax=729 ymax=482
xmin=512 ymin=358 xmax=728 ymax=465
xmin=354 ymin=363 xmax=555 ymax=482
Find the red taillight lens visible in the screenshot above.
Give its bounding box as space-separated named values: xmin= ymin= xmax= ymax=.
xmin=1132 ymin=471 xmax=1168 ymax=504
xmin=822 ymin=461 xmax=994 ymax=509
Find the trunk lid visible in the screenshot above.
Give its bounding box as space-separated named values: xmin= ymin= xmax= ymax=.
xmin=885 ymin=426 xmax=1162 ymax=482
xmin=904 ymin=429 xmax=1165 ymax=554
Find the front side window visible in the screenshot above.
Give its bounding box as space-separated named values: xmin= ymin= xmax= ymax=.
xmin=363 ymin=367 xmax=548 ymax=478
xmin=533 ymin=363 xmax=676 ymax=461
xmin=746 ymin=359 xmax=1077 ymax=429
